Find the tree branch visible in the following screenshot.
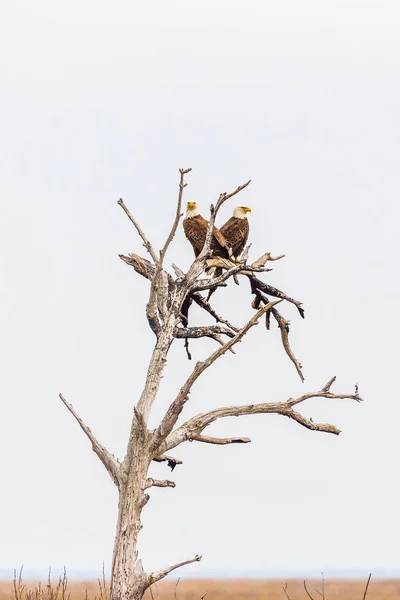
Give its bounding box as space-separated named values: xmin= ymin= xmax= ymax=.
xmin=252 ymin=287 xmax=304 ymax=382
xmin=153 ymin=300 xmax=282 ymax=447
xmin=271 ymin=308 xmax=304 ymax=382
xmin=189 ymin=292 xmax=239 ymax=332
xmin=192 ymin=263 xmax=269 ymax=293
xmin=161 ymin=379 xmax=362 ymax=453
xmin=174 ymin=325 xmax=235 ymax=340
xmin=144 ymin=478 xmax=176 ymax=489
xmin=147 ymin=555 xmax=202 ymax=588
xmin=58 ymin=394 xmax=121 ymax=487
xmin=152 ymin=454 xmax=182 ymax=471
xmin=249 ymin=275 xmax=305 ymax=318
xmin=159 ymin=168 xmax=192 ymax=265
xmin=191 ymin=435 xmax=251 ymax=445
xmin=117 ymin=199 xmax=159 ymax=263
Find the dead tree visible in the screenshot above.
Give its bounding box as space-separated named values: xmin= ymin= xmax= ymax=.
xmin=59 ymin=169 xmax=362 ymax=600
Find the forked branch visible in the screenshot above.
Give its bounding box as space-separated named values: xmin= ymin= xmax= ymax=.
xmin=146 ymin=555 xmax=202 ymax=588
xmin=58 ymin=393 xmax=121 ymax=487
xmin=161 ymin=378 xmax=363 ymax=453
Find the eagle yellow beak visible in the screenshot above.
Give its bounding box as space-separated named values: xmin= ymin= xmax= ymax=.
xmin=245 ymin=206 xmax=252 ymax=213
xmin=187 ymin=202 xmax=197 ymax=209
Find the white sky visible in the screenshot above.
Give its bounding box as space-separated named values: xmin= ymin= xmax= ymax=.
xmin=1 ymin=0 xmax=400 ymax=579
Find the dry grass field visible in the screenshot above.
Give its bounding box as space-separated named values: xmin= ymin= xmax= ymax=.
xmin=0 ymin=577 xmax=400 ymax=600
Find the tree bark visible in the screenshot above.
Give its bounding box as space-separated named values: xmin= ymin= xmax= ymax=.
xmin=110 ymin=419 xmax=151 ymax=600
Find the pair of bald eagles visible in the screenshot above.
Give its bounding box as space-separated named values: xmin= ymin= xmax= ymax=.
xmin=183 ymin=202 xmax=251 ymax=266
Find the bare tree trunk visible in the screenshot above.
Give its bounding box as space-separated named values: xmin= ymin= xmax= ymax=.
xmin=110 ymin=419 xmax=151 ymax=600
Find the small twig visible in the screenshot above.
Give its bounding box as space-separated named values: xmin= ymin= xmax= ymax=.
xmin=147 ymin=555 xmax=202 ymax=587
xmin=117 ymin=199 xmax=159 ymax=263
xmin=321 ymin=376 xmax=336 ymax=392
xmin=58 ymin=393 xmax=121 ymax=487
xmin=363 ymin=573 xmax=372 ymax=600
xmin=215 ymin=180 xmax=251 ymax=211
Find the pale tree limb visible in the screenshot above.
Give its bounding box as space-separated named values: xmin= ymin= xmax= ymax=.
xmin=58 ymin=394 xmax=121 ymax=487
xmin=159 ymin=168 xmax=192 ymax=266
xmin=148 ymin=168 xmax=191 ymax=327
xmin=160 ymin=378 xmax=363 ymax=453
xmin=191 ymin=435 xmax=251 ymax=445
xmin=144 ymin=478 xmax=176 ymax=489
xmin=117 ymin=199 xmax=159 ymax=263
xmin=146 ymin=555 xmax=202 ymax=588
xmin=153 ymin=300 xmax=282 ymax=447
xmin=251 ymin=252 xmax=286 ymax=267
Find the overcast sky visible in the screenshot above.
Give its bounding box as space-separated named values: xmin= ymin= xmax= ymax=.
xmin=1 ymin=0 xmax=400 ymax=580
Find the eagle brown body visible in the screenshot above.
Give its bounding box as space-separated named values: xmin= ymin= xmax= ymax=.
xmin=183 ymin=203 xmax=230 ymax=260
xmin=220 ymin=206 xmax=251 ymax=260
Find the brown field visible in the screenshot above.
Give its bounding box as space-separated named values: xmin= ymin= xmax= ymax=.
xmin=1 ymin=578 xmax=400 ymax=600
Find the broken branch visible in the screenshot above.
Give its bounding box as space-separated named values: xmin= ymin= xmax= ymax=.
xmin=59 ymin=393 xmax=121 ymax=487
xmin=144 ymin=478 xmax=176 ymax=489
xmin=147 ymin=555 xmax=202 ymax=588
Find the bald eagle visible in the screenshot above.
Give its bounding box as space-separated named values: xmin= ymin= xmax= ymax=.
xmin=183 ymin=202 xmax=230 ymax=262
xmin=220 ymin=206 xmax=251 ymax=261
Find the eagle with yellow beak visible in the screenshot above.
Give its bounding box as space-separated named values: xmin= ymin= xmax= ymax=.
xmin=220 ymin=205 xmax=252 ymax=261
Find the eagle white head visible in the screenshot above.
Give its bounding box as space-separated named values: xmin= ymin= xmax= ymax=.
xmin=233 ymin=205 xmax=252 ymax=219
xmin=185 ymin=201 xmax=200 ymax=218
